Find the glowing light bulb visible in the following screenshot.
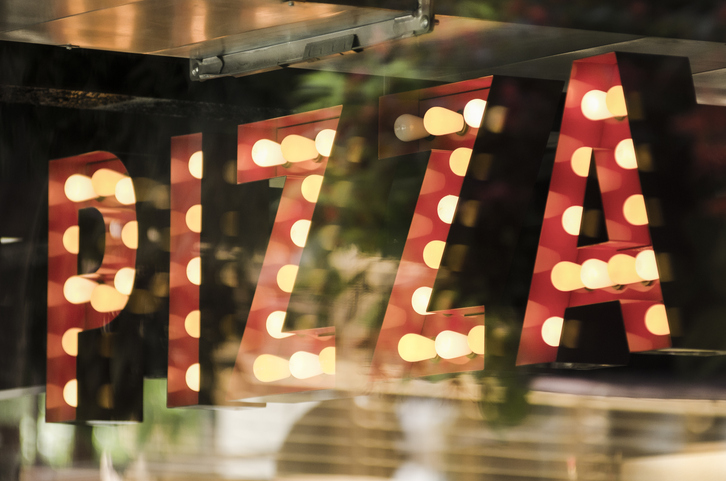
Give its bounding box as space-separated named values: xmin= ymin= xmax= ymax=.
xmin=449 ymin=148 xmax=472 ymax=176
xmin=623 ymin=194 xmax=648 ymax=225
xmin=423 ymin=240 xmax=446 ymax=269
xmin=437 ymin=195 xmax=458 ymax=224
xmin=423 ymin=107 xmax=465 ymax=136
xmin=398 ymin=333 xmax=436 ymax=362
xmin=266 ymin=311 xmax=293 ymax=339
xmin=463 ymin=99 xmax=487 ymax=128
xmin=90 ymin=284 xmax=128 ymax=312
xmin=541 ymin=316 xmax=564 ymax=347
xmin=315 ymin=129 xmax=336 ymax=157
xmin=281 ymin=134 xmax=319 ymax=163
xmin=301 ymin=175 xmax=324 ymax=203
xmin=185 ymin=204 xmax=202 ymax=233
xmin=645 ymin=304 xmax=670 ymax=335
xmin=581 ymin=90 xmax=612 ymax=121
xmin=580 ymin=258 xmax=613 ymax=289
xmin=319 ymin=347 xmax=335 ymax=375
xmin=62 ymin=225 xmax=80 ymax=254
xmin=435 ymin=330 xmax=472 ymax=359
xmin=393 ymin=114 xmax=428 ymax=142
xmin=115 ymin=177 xmax=136 ymax=205
xmin=562 ymin=206 xmax=583 ymax=236
xmin=277 ymin=264 xmax=298 ymax=293
xmin=188 ymin=151 xmax=203 ymax=179
xmin=113 ymin=267 xmax=135 ymax=295
xmin=411 ymin=286 xmax=432 ymax=315
xmin=251 ymin=139 xmax=286 ymax=167
xmin=121 ymin=221 xmax=138 ymax=249
xmin=606 ymin=85 xmax=627 ymax=117
xmin=467 ymin=325 xmax=485 ymax=355
xmin=290 ymin=219 xmax=311 ymax=247
xmin=253 ymin=354 xmax=290 ymax=382
xmin=187 ymin=257 xmax=201 ymax=285
xmin=63 ymin=276 xmax=97 ymax=304
xmin=91 ymin=169 xmax=125 ymax=197
xmin=615 ymin=138 xmax=637 ymax=169
xmin=61 ymin=328 xmax=83 ymax=356
xmin=571 ymin=147 xmax=592 ymax=177
xmin=551 ymin=261 xmax=584 ymax=291
xmin=63 ymin=379 xmax=78 ymax=407
xmin=635 ymin=250 xmax=659 ymax=281
xmin=607 ymin=254 xmax=641 ymax=285
xmin=185 ymin=363 xmax=200 ymax=392
xmin=185 ymin=310 xmax=200 ymax=338
xmin=289 ymin=351 xmax=323 ymax=379
xmin=64 ymin=174 xmax=96 ymax=202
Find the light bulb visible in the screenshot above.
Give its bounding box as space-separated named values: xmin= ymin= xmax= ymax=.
xmin=64 ymin=174 xmax=96 ymax=202
xmin=562 ymin=206 xmax=583 ymax=236
xmin=463 ymin=99 xmax=487 ymax=128
xmin=253 ymin=354 xmax=290 ymax=382
xmin=423 ymin=240 xmax=446 ymax=269
xmin=606 ymin=85 xmax=627 ymax=117
xmin=551 ymin=261 xmax=584 ymax=291
xmin=607 ymin=254 xmax=641 ymax=285
xmin=113 ymin=267 xmax=135 ymax=295
xmin=437 ymin=195 xmax=459 ymax=224
xmin=61 ymin=328 xmax=83 ymax=356
xmin=62 ymin=225 xmax=80 ymax=254
xmin=393 ymin=114 xmax=428 ymax=142
xmin=319 ymin=347 xmax=335 ymax=375
xmin=623 ymin=194 xmax=648 ymax=225
xmin=435 ymin=330 xmax=472 ymax=359
xmin=290 ymin=219 xmax=311 ymax=247
xmin=645 ymin=304 xmax=670 ymax=335
xmin=315 ymin=129 xmax=336 ymax=157
xmin=121 ymin=221 xmax=138 ymax=249
xmin=185 ymin=363 xmax=200 ymax=392
xmin=115 ymin=177 xmax=136 ymax=205
xmin=266 ymin=311 xmax=293 ymax=339
xmin=467 ymin=325 xmax=485 ymax=355
xmin=398 ymin=333 xmax=436 ymax=362
xmin=185 ymin=310 xmax=201 ymax=338
xmin=63 ymin=276 xmax=97 ymax=304
xmin=251 ymin=139 xmax=286 ymax=167
xmin=91 ymin=169 xmax=125 ymax=197
xmin=188 ymin=151 xmax=203 ymax=179
xmin=185 ymin=204 xmax=202 ymax=233
xmin=90 ymin=284 xmax=128 ymax=312
xmin=423 ymin=107 xmax=465 ymax=136
xmin=411 ymin=286 xmax=432 ymax=315
xmin=301 ymin=175 xmax=324 ymax=203
xmin=581 ymin=90 xmax=612 ymax=121
xmin=449 ymin=148 xmax=472 ymax=176
xmin=635 ymin=250 xmax=659 ymax=281
xmin=614 ymin=138 xmax=637 ymax=170
xmin=580 ymin=258 xmax=613 ymax=289
xmin=187 ymin=257 xmax=201 ymax=285
xmin=63 ymin=379 xmax=78 ymax=407
xmin=289 ymin=351 xmax=323 ymax=379
xmin=571 ymin=147 xmax=592 ymax=177
xmin=541 ymin=316 xmax=564 ymax=347
xmin=281 ymin=134 xmax=319 ymax=163
xmin=277 ymin=264 xmax=298 ymax=293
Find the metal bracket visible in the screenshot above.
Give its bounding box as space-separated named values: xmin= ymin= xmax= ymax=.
xmin=190 ymin=0 xmax=434 ymax=80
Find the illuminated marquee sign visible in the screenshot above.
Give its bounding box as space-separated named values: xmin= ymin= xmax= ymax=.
xmin=46 ymin=52 xmax=726 ymax=422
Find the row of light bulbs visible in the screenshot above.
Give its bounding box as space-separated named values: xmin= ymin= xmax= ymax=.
xmin=561 ymin=193 xmax=648 ymax=237
xmin=570 ymin=138 xmax=637 ymax=178
xmin=63 ymin=270 xmax=134 ymax=311
xmin=253 ymin=347 xmax=336 ymax=382
xmin=551 ymin=250 xmax=659 ymax=292
xmin=581 ymin=85 xmax=627 ymax=121
xmin=398 ymin=326 xmax=485 ymax=362
xmin=64 ymin=169 xmax=136 ymax=204
xmin=62 ymin=220 xmax=138 ymax=254
xmin=251 ymin=129 xmax=336 ymax=167
xmin=393 ymin=99 xmax=487 ymax=142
